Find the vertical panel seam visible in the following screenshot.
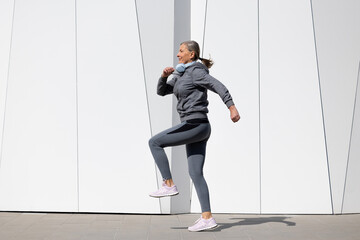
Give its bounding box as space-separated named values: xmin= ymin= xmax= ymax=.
xmin=310 ymin=0 xmax=334 ymax=214
xmin=341 ymin=61 xmax=360 ymax=213
xmin=171 ymin=0 xmax=177 ymax=215
xmin=258 ymin=0 xmax=262 ymax=214
xmin=134 ymin=0 xmax=153 ymax=137
xmin=0 ymin=0 xmax=17 ymax=170
xmin=74 ymin=0 xmax=80 ymax=212
xmin=134 ymin=0 xmax=162 ymax=214
xmin=201 ymin=0 xmax=208 ymax=58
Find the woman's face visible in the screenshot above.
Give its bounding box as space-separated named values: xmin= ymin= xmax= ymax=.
xmin=177 ymin=44 xmax=195 ymax=64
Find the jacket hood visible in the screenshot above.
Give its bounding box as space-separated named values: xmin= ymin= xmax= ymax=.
xmin=173 ymin=61 xmax=209 ymax=76
xmin=187 ymin=61 xmax=209 ymax=73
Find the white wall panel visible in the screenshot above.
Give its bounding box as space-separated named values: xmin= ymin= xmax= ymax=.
xmin=77 ymin=0 xmax=159 ymax=213
xmin=190 ymin=0 xmax=206 ymax=49
xmin=191 ymin=0 xmax=260 ymax=213
xmin=0 ymin=0 xmax=358 ymax=215
xmin=342 ymin=62 xmax=360 ymax=213
xmin=0 ymin=0 xmax=78 ymax=211
xmin=311 ymin=0 xmax=360 ymax=213
xmin=136 ymin=0 xmax=174 ymax=214
xmin=259 ymin=0 xmax=332 ymax=213
xmin=0 ymin=0 xmax=14 ymax=164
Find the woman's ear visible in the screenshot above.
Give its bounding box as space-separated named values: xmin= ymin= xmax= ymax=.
xmin=190 ymin=51 xmax=195 ymax=60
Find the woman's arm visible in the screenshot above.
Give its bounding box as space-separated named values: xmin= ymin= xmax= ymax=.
xmin=157 ymin=67 xmax=175 ymax=96
xmin=193 ymin=69 xmax=233 ymax=107
xmin=193 ymin=69 xmax=240 ymax=122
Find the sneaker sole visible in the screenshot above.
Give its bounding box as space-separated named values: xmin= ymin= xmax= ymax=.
xmin=188 ymin=224 xmax=218 ymax=232
xmin=149 ymin=192 xmax=179 ymax=198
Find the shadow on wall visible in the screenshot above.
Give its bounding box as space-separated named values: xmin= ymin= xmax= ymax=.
xmin=172 ymin=216 xmax=296 ymax=231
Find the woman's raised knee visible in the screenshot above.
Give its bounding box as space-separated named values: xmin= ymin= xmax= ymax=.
xmin=148 ymin=138 xmax=156 ymax=148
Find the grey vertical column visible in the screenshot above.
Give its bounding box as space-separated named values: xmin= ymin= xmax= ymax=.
xmin=170 ymin=0 xmax=191 ymax=214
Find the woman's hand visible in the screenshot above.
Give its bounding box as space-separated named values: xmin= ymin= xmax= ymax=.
xmin=161 ymin=67 xmax=175 ymax=78
xmin=229 ymin=105 xmax=240 ymax=123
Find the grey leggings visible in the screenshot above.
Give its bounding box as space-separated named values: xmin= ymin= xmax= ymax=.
xmin=148 ymin=119 xmax=211 ymax=213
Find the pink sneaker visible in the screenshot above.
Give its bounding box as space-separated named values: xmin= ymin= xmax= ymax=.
xmin=149 ymin=182 xmax=179 ymax=198
xmin=188 ymin=217 xmax=218 ymax=232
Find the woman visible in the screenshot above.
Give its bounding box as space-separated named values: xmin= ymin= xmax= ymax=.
xmin=148 ymin=40 xmax=240 ymax=232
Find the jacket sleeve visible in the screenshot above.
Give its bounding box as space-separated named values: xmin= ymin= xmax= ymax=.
xmin=157 ymin=76 xmax=176 ymax=96
xmin=192 ymin=69 xmax=235 ymax=108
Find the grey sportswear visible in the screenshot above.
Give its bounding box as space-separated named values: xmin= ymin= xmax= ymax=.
xmin=149 ymin=62 xmax=234 ymax=213
xmin=157 ymin=62 xmax=234 ymax=122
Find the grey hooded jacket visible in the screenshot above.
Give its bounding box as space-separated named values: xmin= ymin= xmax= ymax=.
xmin=157 ymin=62 xmax=234 ymax=122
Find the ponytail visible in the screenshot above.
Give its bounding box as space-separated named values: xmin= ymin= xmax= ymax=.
xmin=198 ymin=57 xmax=214 ymax=69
